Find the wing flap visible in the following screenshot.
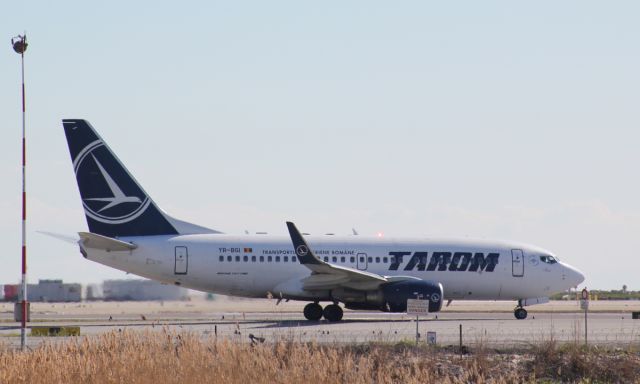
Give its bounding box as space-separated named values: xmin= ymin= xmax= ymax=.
xmin=301 ymin=274 xmax=351 ymax=290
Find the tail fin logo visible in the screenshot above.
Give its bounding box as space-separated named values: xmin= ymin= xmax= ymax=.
xmin=84 ymin=155 xmax=142 ymax=212
xmin=296 ymin=245 xmax=309 ymax=257
xmin=74 ymin=140 xmax=151 ymax=225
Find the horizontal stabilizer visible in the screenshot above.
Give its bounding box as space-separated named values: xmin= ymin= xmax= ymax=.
xmin=38 ymin=231 xmax=80 ymax=244
xmin=78 ymin=232 xmax=138 ymax=251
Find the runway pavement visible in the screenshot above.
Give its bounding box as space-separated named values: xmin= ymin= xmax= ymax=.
xmin=1 ymin=300 xmax=639 ymax=349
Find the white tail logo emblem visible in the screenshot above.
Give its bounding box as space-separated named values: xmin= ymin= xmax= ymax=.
xmin=84 ymin=155 xmax=142 ymax=212
xmin=75 ymin=140 xmax=151 ymax=225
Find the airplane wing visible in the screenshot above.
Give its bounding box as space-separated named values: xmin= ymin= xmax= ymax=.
xmin=286 ymin=222 xmax=419 ymax=291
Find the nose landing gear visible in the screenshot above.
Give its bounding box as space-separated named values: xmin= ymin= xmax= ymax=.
xmin=514 ymin=307 xmax=528 ymax=320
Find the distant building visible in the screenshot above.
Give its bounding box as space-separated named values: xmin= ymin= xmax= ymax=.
xmin=2 ymin=280 xmax=82 ymax=302
xmin=85 ymin=283 xmax=103 ymax=301
xmin=3 ymin=285 xmax=18 ymax=301
xmin=31 ymin=279 xmax=82 ymax=302
xmin=1 ymin=279 xmax=190 ymax=302
xmin=103 ymin=279 xmax=189 ymax=301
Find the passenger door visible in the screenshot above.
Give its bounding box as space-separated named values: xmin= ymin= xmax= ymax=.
xmin=175 ymin=246 xmax=188 ymax=275
xmin=511 ymin=249 xmax=524 ymax=277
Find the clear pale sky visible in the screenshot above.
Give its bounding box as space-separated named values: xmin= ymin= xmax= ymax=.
xmin=1 ymin=1 xmax=638 ymax=289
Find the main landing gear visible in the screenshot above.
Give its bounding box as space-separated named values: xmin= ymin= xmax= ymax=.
xmin=514 ymin=306 xmax=528 ymax=320
xmin=303 ymin=302 xmax=343 ymax=322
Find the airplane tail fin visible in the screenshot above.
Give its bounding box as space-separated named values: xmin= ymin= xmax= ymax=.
xmin=62 ymin=119 xmax=220 ymax=237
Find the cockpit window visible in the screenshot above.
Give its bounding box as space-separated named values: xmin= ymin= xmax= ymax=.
xmin=540 ymin=255 xmax=558 ymax=264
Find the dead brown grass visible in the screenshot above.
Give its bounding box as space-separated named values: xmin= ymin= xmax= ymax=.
xmin=528 ymin=340 xmax=640 ymax=383
xmin=0 ymin=330 xmax=637 ymax=384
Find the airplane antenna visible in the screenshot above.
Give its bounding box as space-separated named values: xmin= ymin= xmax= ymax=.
xmin=352 ymin=228 xmax=359 ymax=236
xmin=11 ymin=33 xmax=28 ymax=350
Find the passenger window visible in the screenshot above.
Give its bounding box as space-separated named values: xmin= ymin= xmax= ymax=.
xmin=251 ymin=256 xmax=256 ymax=262
xmin=324 ymin=257 xmax=329 ymax=262
xmin=367 ymin=257 xmax=372 ymax=263
xmin=219 ymin=255 xmax=224 ymax=262
xmin=243 ymin=255 xmax=248 ymax=262
xmin=276 ymin=256 xmax=280 ymax=262
xmin=292 ymin=256 xmax=297 ymax=262
xmin=350 ymin=257 xmax=355 ymax=263
xmin=227 ymin=256 xmax=232 ymax=262
xmin=268 ymin=256 xmax=273 ymax=262
xmin=332 ymin=257 xmax=337 ymax=263
xmin=260 ymin=256 xmax=264 ymax=262
xmin=375 ymin=257 xmax=380 ymax=263
xmin=235 ymin=256 xmax=240 ymax=262
xmin=383 ymin=257 xmax=388 ymax=263
xmin=340 ymin=257 xmax=345 ymax=263
xmin=284 ymin=256 xmax=288 ymax=262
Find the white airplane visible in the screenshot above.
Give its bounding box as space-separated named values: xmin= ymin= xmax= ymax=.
xmin=61 ymin=119 xmax=584 ymax=321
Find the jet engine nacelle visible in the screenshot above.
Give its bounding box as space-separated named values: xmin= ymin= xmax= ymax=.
xmin=334 ymin=280 xmax=443 ymax=313
xmin=381 ymin=280 xmax=443 ymax=313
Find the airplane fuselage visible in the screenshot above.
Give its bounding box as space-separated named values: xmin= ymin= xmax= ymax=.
xmin=84 ymin=234 xmax=578 ymax=302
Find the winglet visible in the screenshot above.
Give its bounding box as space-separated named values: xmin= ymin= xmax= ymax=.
xmin=286 ymin=221 xmax=323 ymax=265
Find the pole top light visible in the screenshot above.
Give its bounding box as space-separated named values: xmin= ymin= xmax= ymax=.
xmin=11 ymin=34 xmax=27 ymax=54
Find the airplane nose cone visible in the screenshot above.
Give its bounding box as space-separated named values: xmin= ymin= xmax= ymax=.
xmin=567 ymin=265 xmax=585 ymax=287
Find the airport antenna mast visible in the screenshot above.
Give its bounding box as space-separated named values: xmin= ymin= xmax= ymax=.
xmin=11 ymin=33 xmax=28 ymax=350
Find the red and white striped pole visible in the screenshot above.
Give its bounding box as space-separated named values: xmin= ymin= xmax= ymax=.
xmin=12 ymin=34 xmax=28 ymax=350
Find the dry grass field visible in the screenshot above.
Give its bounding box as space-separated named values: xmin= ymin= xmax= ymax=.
xmin=0 ymin=330 xmax=638 ymax=383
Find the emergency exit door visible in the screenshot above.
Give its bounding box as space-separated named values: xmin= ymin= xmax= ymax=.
xmin=356 ymin=253 xmax=368 ymax=270
xmin=175 ymin=246 xmax=188 ymax=275
xmin=511 ymin=249 xmax=524 ymax=277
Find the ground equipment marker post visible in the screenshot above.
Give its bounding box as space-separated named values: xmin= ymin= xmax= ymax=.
xmin=459 ymin=324 xmax=463 ymax=356
xmin=406 ymin=297 xmax=428 ymax=347
xmin=416 ymin=312 xmax=419 ymax=346
xmin=581 ymin=288 xmax=589 ymax=346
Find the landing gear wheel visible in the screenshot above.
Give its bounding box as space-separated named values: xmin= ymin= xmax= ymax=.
xmin=323 ymin=304 xmax=344 ymax=322
xmin=514 ymin=307 xmax=528 ymax=320
xmin=303 ymin=303 xmax=323 ymax=321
